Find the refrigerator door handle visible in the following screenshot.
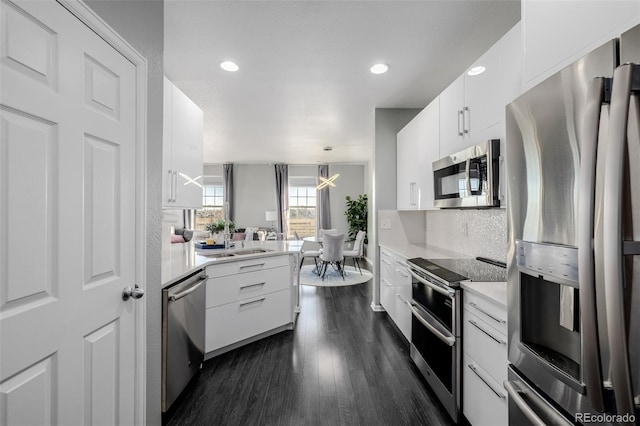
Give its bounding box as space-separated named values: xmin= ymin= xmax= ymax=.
xmin=577 ymin=76 xmax=606 ymax=412
xmin=504 ymin=380 xmax=573 ymax=426
xmin=603 ymin=63 xmax=639 ymax=418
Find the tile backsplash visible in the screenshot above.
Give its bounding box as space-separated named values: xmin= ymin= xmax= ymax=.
xmin=426 ymin=209 xmax=507 ymax=262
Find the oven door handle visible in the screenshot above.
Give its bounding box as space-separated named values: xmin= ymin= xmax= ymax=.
xmin=407 ymin=301 xmax=455 ymax=347
xmin=408 ymin=269 xmax=451 ymax=297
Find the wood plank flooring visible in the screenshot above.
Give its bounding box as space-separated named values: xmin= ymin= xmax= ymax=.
xmin=164 ymin=281 xmax=456 ymax=426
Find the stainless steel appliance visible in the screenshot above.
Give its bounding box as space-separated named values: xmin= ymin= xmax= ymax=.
xmin=406 ymin=257 xmax=507 ymax=423
xmin=162 ymin=270 xmax=207 ymax=412
xmin=432 ymin=139 xmax=500 ymax=208
xmin=506 ymin=23 xmax=640 ymax=425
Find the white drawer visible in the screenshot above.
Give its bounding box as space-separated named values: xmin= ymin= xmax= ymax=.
xmin=463 ymin=352 xmax=508 ymax=426
xmin=206 ymin=265 xmax=290 ymax=308
xmin=464 ymin=291 xmax=507 ymax=335
xmin=205 ymin=288 xmax=291 ymax=352
xmin=206 ymin=254 xmax=290 ymax=278
xmin=464 ymin=309 xmax=508 ymax=385
xmin=380 ymin=277 xmax=396 ymax=318
xmin=394 ymin=285 xmax=412 ymax=341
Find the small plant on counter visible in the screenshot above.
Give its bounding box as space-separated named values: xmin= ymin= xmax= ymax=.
xmin=345 ymin=194 xmax=368 ymax=243
xmin=205 ymin=219 xmax=236 ymax=234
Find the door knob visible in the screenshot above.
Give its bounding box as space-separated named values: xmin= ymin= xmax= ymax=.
xmin=122 ymin=284 xmax=145 ymax=301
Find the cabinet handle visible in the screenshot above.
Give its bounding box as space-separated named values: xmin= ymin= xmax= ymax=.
xmin=469 ymin=319 xmax=506 ymax=345
xmin=469 ymin=302 xmax=506 ymax=324
xmin=167 ymin=170 xmax=173 ymax=202
xmin=240 ymin=282 xmax=266 ymax=290
xmin=462 ymin=106 xmax=469 ymax=134
xmin=457 ymin=109 xmax=464 ymax=136
xmin=239 ymin=262 xmax=266 ymax=269
xmin=382 ymin=279 xmax=393 ymax=287
xmin=240 ymin=297 xmax=266 ymax=308
xmin=395 ymin=268 xmax=410 ymax=278
xmin=172 ymin=171 xmax=178 ymax=202
xmin=468 ymin=363 xmax=506 ymax=400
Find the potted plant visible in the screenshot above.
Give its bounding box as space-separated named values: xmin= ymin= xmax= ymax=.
xmin=205 ymin=220 xmax=236 ymax=243
xmin=345 ymin=194 xmax=368 ymax=243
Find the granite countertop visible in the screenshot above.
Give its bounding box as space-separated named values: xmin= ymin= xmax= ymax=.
xmin=162 ymin=240 xmax=303 ymax=288
xmin=461 ymin=281 xmax=507 ymax=308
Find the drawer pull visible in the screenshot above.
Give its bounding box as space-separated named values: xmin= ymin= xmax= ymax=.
xmin=468 ymin=363 xmax=506 ymax=400
xmin=240 ymin=262 xmax=266 ymax=269
xmin=469 ymin=302 xmax=506 ymax=324
xmin=469 ymin=319 xmax=506 ymax=345
xmin=240 ymin=297 xmax=266 ymax=308
xmin=240 ymin=282 xmax=266 ymax=290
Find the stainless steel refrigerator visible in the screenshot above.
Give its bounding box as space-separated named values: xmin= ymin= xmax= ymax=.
xmin=506 ymin=24 xmax=640 ymax=425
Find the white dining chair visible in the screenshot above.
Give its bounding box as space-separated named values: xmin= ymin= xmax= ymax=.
xmin=343 ymin=230 xmax=366 ymax=274
xmin=318 ymin=228 xmax=338 ymax=240
xmin=318 ymin=233 xmax=345 ymax=280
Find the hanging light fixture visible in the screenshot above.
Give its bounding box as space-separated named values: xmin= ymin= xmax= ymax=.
xmin=317 ymin=173 xmax=340 ymax=190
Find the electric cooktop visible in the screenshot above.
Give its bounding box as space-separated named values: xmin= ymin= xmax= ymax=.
xmin=407 ymin=257 xmax=507 ymax=285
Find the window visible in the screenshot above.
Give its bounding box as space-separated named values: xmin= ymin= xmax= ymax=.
xmin=289 ymin=178 xmax=316 ymax=238
xmin=195 ymin=178 xmax=224 ymax=230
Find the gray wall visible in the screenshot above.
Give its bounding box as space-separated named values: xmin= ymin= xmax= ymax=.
xmin=328 ymin=164 xmax=365 ymax=239
xmin=233 ymin=164 xmax=278 ymax=228
xmin=84 ymin=1 xmax=164 ymax=424
xmin=371 ymin=108 xmax=421 ymax=307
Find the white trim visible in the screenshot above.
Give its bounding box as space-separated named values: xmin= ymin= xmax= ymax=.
xmin=56 ymin=1 xmax=148 ymax=424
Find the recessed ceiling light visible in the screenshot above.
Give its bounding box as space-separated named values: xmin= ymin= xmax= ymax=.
xmin=370 ymin=63 xmax=389 ymax=74
xmin=220 ymin=61 xmax=239 ymax=72
xmin=323 ymin=146 xmax=333 ymax=151
xmin=467 ymin=66 xmax=486 ymax=76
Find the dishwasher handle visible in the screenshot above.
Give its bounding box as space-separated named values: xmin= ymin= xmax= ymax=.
xmin=169 ymin=275 xmax=208 ymax=302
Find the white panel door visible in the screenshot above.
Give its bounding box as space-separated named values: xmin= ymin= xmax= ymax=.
xmin=0 ymin=1 xmax=139 ymax=424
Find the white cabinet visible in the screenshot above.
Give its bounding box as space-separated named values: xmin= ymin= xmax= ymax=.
xmin=397 ymin=97 xmax=440 ymax=210
xmin=379 ymin=246 xmax=412 ymax=341
xmin=463 ymin=290 xmax=508 ymax=426
xmin=523 ymin=0 xmax=640 ymax=88
xmin=163 ymin=76 xmax=204 ymax=209
xmin=439 ymin=23 xmax=522 ymax=158
xmin=204 ymin=255 xmax=293 ymax=354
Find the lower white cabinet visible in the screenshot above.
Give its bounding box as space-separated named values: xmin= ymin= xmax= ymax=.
xmin=463 ymin=290 xmax=508 ymax=425
xmin=379 ymin=246 xmax=412 ymax=341
xmin=204 ymin=255 xmax=293 ymax=353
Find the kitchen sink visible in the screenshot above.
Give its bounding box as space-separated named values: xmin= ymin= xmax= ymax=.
xmin=233 ymin=248 xmax=272 ymax=255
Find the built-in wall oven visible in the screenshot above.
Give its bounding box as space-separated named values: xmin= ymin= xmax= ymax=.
xmin=432 ymin=139 xmax=500 ymax=208
xmin=406 ymin=257 xmax=507 ymax=423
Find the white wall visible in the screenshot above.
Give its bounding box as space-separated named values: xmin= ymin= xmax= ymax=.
xmin=84 ymin=0 xmax=164 ymax=423
xmin=328 ymin=164 xmax=365 ymax=238
xmin=233 ymin=164 xmax=278 ymax=228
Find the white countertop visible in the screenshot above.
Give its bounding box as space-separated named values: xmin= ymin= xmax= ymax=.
xmin=379 ymin=242 xmax=507 ymax=307
xmin=461 ymin=281 xmax=508 ymax=308
xmin=162 ymin=240 xmax=303 ymax=288
xmin=378 ymin=242 xmax=463 ymax=260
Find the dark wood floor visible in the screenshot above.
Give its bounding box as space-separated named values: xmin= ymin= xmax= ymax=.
xmin=164 ymin=280 xmax=456 ymax=426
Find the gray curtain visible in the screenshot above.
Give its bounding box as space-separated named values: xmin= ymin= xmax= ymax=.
xmin=318 ymin=164 xmax=332 ymax=230
xmin=274 ymin=164 xmax=289 ymax=237
xmin=223 ymin=163 xmax=234 ymax=221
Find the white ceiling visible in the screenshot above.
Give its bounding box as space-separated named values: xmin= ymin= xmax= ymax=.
xmin=164 ymin=1 xmax=520 ymax=165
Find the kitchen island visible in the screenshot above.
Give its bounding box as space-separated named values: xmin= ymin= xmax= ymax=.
xmin=162 ymin=240 xmax=302 ymax=359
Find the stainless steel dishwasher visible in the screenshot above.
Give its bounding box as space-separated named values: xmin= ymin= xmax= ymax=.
xmin=162 ymin=270 xmax=207 ymax=412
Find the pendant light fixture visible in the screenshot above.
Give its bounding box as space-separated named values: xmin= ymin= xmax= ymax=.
xmin=317 ymin=173 xmax=340 ymax=190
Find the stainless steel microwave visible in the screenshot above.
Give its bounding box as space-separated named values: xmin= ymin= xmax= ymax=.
xmin=432 ymin=139 xmax=500 ymax=208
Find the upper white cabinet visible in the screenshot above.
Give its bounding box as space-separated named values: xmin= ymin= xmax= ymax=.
xmin=523 ymin=0 xmax=640 ymax=88
xmin=440 ymin=23 xmax=522 ymax=158
xmin=163 ymin=76 xmax=204 ymax=209
xmin=397 ymin=97 xmax=440 ymax=210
